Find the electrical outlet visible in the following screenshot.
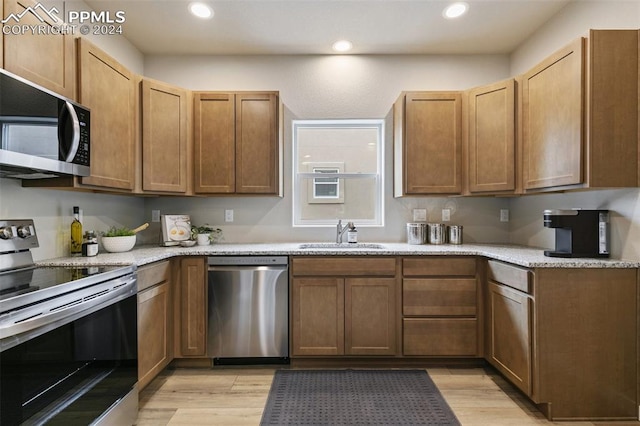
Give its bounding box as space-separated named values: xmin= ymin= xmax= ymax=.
xmin=500 ymin=209 xmax=509 ymax=222
xmin=225 ymin=209 xmax=234 ymax=222
xmin=151 ymin=210 xmax=160 ymax=222
xmin=442 ymin=209 xmax=451 ymax=222
xmin=413 ymin=209 xmax=427 ymax=222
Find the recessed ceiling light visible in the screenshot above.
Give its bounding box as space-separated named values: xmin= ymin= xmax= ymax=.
xmin=443 ymin=2 xmax=469 ymax=19
xmin=189 ymin=2 xmax=214 ymax=19
xmin=332 ymin=40 xmax=353 ymax=53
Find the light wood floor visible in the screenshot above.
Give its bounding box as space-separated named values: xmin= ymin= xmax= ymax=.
xmin=136 ymin=366 xmax=640 ymax=426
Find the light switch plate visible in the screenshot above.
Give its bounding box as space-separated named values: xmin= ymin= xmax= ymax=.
xmin=413 ymin=209 xmax=427 ymax=222
xmin=225 ymin=209 xmax=234 ymax=222
xmin=442 ymin=209 xmax=451 ymax=222
xmin=500 ymin=209 xmax=509 ymax=222
xmin=151 ymin=210 xmax=160 ymax=222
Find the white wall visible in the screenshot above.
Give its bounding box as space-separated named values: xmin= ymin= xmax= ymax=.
xmin=507 ymin=0 xmax=640 ymax=261
xmin=142 ymin=54 xmax=512 ymax=244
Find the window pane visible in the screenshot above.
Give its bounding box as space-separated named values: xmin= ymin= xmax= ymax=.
xmin=293 ymin=119 xmax=384 ymax=226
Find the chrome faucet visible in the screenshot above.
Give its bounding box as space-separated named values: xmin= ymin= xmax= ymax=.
xmin=336 ymin=220 xmax=354 ymax=243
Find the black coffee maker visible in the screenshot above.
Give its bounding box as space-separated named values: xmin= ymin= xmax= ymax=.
xmin=543 ymin=209 xmax=610 ymax=258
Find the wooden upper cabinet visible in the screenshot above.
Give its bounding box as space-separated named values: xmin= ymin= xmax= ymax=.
xmin=77 ymin=38 xmax=137 ymax=190
xmin=2 ymin=0 xmax=75 ymax=99
xmin=235 ymin=93 xmax=279 ymax=194
xmin=585 ymin=29 xmax=638 ymax=188
xmin=467 ymin=79 xmax=516 ymax=193
xmin=194 ymin=93 xmax=235 ymax=193
xmin=522 ymin=37 xmax=584 ymax=190
xmin=522 ymin=30 xmax=639 ymax=191
xmin=394 ymin=91 xmax=462 ymax=195
xmin=1 ymin=1 xmax=4 ymax=68
xmin=194 ymin=92 xmax=280 ymax=195
xmin=141 ymin=79 xmax=189 ymax=193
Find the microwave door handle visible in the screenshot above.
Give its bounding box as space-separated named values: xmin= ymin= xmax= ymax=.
xmin=58 ymin=101 xmax=80 ymax=162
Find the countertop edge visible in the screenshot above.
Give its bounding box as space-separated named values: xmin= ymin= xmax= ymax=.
xmin=35 ymin=243 xmax=640 ymax=269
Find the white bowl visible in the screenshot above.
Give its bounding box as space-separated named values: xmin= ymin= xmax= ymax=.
xmin=102 ymin=235 xmax=136 ymax=253
xmin=180 ymin=240 xmax=196 ymax=247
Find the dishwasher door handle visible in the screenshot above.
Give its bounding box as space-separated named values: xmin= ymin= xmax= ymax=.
xmin=207 ymin=265 xmax=288 ymax=272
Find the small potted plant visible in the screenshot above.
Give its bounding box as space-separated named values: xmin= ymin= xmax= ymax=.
xmin=101 ymin=226 xmax=136 ymax=253
xmin=191 ymin=224 xmax=222 ymax=246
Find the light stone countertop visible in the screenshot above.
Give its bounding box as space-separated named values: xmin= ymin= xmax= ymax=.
xmin=35 ymin=242 xmax=640 ymax=269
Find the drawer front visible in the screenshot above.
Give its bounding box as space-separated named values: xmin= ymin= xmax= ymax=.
xmin=403 ymin=318 xmax=478 ymax=356
xmin=403 ymin=257 xmax=476 ymax=277
xmin=137 ymin=260 xmax=171 ymax=292
xmin=292 ymin=257 xmax=396 ymax=276
xmin=403 ymin=278 xmax=477 ymax=316
xmin=487 ymin=260 xmax=531 ymax=294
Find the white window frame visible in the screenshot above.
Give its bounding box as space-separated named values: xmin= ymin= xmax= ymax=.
xmin=292 ymin=119 xmax=385 ymax=227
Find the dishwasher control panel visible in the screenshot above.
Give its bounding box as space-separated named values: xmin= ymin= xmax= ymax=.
xmin=207 ymin=256 xmax=288 ymax=266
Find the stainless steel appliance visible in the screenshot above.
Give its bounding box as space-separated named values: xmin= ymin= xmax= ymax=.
xmin=0 ymin=69 xmax=90 ymax=179
xmin=543 ymin=209 xmax=610 ymax=258
xmin=207 ymin=256 xmax=288 ymax=364
xmin=0 ymin=219 xmax=138 ymax=425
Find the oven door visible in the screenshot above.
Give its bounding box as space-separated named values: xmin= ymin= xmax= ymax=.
xmin=0 ymin=292 xmax=138 ymax=425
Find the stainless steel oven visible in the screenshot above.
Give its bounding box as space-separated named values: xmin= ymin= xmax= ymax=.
xmin=0 ymin=219 xmax=138 ymax=425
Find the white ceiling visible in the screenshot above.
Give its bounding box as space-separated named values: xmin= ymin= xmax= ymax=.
xmin=83 ymin=0 xmax=571 ymax=55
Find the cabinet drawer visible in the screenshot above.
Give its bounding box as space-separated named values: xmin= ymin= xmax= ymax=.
xmin=403 ymin=318 xmax=477 ymax=356
xmin=138 ymin=260 xmax=171 ymax=292
xmin=487 ymin=260 xmax=531 ymax=294
xmin=403 ymin=257 xmax=476 ymax=277
xmin=403 ymin=278 xmax=476 ymax=316
xmin=292 ymin=257 xmax=396 ymax=276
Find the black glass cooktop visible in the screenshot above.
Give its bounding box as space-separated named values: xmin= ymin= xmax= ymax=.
xmin=0 ymin=265 xmax=124 ymax=302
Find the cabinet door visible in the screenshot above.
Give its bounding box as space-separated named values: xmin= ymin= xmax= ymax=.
xmin=3 ymin=0 xmax=75 ymax=99
xmin=468 ymin=79 xmax=516 ymax=193
xmin=193 ymin=93 xmax=235 ymax=193
xmin=488 ymin=281 xmax=532 ymax=396
xmin=77 ymin=38 xmax=137 ymax=190
xmin=292 ymin=278 xmax=344 ymax=356
xmin=141 ymin=79 xmax=188 ymax=193
xmin=345 ymin=278 xmax=396 ymax=355
xmin=403 ymin=92 xmax=462 ymax=194
xmin=235 ymin=93 xmax=279 ymax=194
xmin=522 ymin=38 xmax=584 ymax=190
xmin=138 ymin=281 xmax=171 ymax=389
xmin=178 ymin=257 xmax=206 ymax=357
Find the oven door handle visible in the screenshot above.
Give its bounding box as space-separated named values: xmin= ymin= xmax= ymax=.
xmin=0 ymin=275 xmax=136 ymax=348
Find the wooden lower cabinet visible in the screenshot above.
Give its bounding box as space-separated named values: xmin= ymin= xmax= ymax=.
xmin=137 ymin=261 xmax=173 ymax=390
xmin=292 ymin=278 xmax=344 ymax=356
xmin=486 ymin=259 xmax=639 ymax=421
xmin=401 ymin=257 xmax=480 ymax=357
xmin=174 ymin=257 xmax=207 ymax=357
xmin=345 ymin=278 xmax=396 ymax=355
xmin=487 ymin=281 xmax=532 ymax=395
xmin=291 ymin=257 xmax=397 ymax=357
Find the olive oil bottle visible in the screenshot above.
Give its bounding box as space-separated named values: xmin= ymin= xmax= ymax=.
xmin=70 ymin=206 xmax=83 ymax=256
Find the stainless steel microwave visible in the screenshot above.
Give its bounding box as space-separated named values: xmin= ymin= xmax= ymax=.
xmin=0 ymin=69 xmax=90 ymax=179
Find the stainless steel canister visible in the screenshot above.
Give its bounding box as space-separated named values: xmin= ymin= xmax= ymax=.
xmin=428 ymin=223 xmax=446 ymax=244
xmin=406 ymin=223 xmax=427 ymax=245
xmin=448 ymin=225 xmax=463 ymax=245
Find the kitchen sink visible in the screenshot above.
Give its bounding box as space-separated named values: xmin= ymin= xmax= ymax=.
xmin=298 ymin=243 xmax=386 ymax=249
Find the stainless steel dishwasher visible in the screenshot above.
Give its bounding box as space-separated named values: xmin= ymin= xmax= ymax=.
xmin=207 ymin=256 xmax=289 ymax=364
